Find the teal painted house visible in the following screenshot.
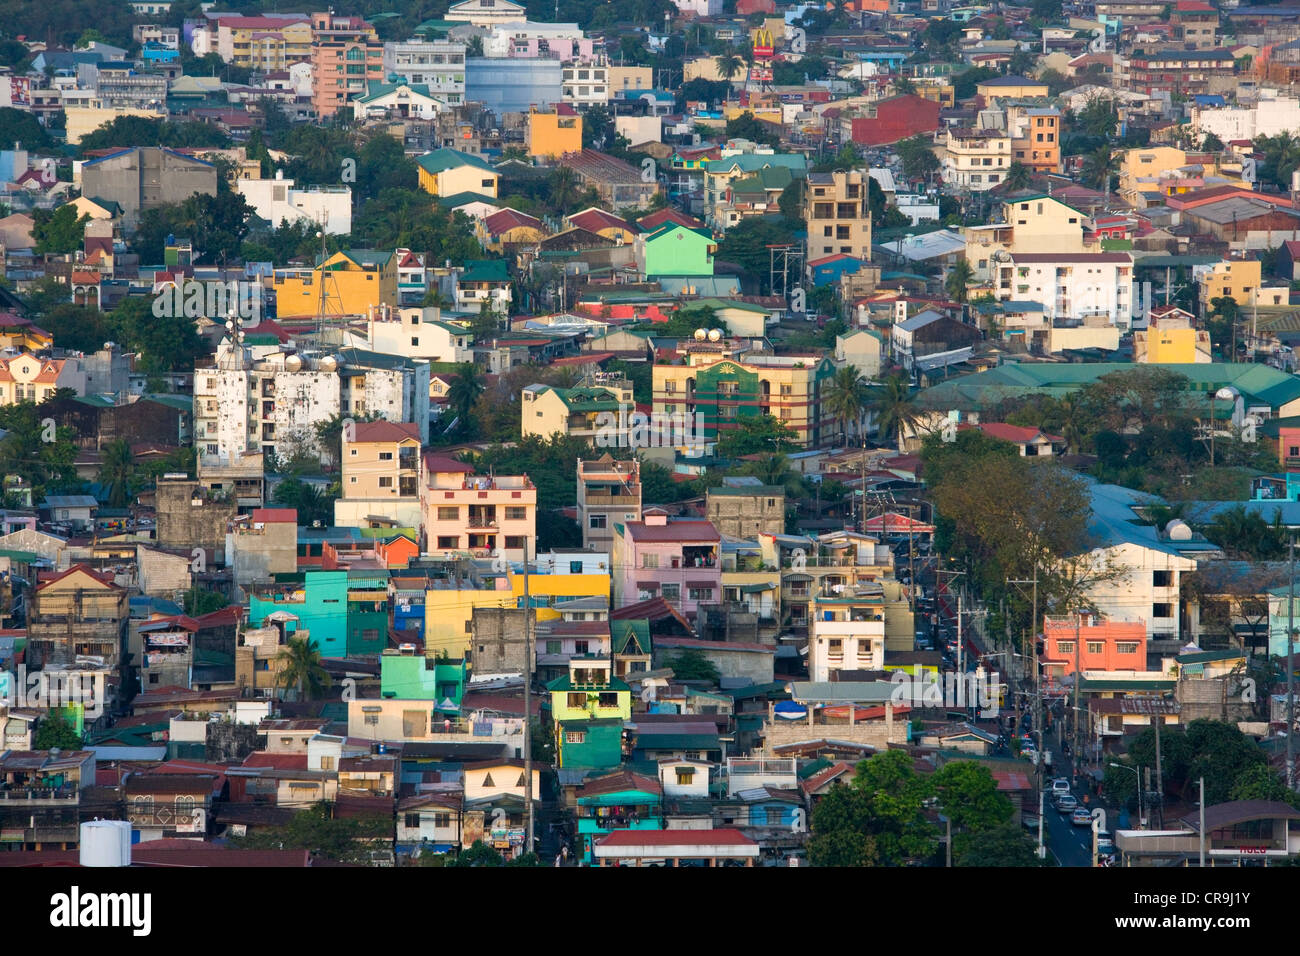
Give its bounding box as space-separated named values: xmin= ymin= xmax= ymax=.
xmin=635 ymin=223 xmax=716 ymax=279
xmin=249 ymin=570 xmax=350 ymax=657
xmin=575 ymin=769 xmax=664 ymax=863
xmin=346 ymin=571 xmax=390 ymax=657
xmin=380 ymin=648 xmax=466 ymax=713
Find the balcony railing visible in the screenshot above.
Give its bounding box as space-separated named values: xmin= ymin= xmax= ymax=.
xmin=0 ymin=785 xmax=79 ymax=801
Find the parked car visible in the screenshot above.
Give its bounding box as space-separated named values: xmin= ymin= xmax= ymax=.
xmin=1071 ymin=808 xmax=1093 ymax=827
xmin=1054 ymin=794 xmax=1078 ymax=813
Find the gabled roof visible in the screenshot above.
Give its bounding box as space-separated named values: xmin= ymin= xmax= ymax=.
xmin=351 ymin=420 xmax=421 ymax=444
xmin=567 ymin=207 xmax=637 ymax=234
xmin=483 ymin=207 xmax=544 ymax=235
xmin=417 ymin=148 xmax=497 ymax=175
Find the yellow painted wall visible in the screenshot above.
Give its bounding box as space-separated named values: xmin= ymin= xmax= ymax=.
xmin=526 ymin=111 xmax=582 ymax=160
xmin=274 ymin=251 xmax=399 ymax=317
xmin=418 ymin=163 xmax=499 ymax=198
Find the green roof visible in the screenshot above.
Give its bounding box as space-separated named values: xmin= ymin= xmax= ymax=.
xmin=461 ymin=259 xmax=509 ymax=282
xmin=437 ymin=190 xmax=501 ymax=209
xmin=612 ymin=619 xmax=651 ymax=656
xmin=1078 ymin=678 xmax=1175 ymax=692
xmin=355 ymin=80 xmax=435 ymax=103
xmin=418 ymin=148 xmax=497 ymax=176
xmin=708 ymin=484 xmax=784 ymax=496
xmin=546 ymin=675 xmax=632 ymax=693
xmin=541 ymin=385 xmax=622 ymax=412
xmin=729 ymin=164 xmax=795 ymax=195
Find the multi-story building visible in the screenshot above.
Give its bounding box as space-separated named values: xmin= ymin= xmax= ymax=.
xmin=611 ymin=511 xmax=720 ymax=621
xmin=236 ymin=174 xmax=352 ymax=235
xmin=273 ymin=248 xmax=398 ymax=318
xmin=577 ymin=455 xmax=641 ymax=553
xmin=310 ymin=13 xmax=384 ymax=119
xmin=548 ymin=656 xmax=632 ymax=771
xmin=706 ymin=486 xmax=784 ymax=539
xmin=345 ymin=306 xmax=472 ymax=364
xmin=79 ymin=146 xmax=217 ymax=229
xmin=561 ymin=57 xmax=610 ymax=108
xmin=194 ymin=339 xmax=431 ymax=465
xmin=484 ymin=22 xmax=594 ymax=59
xmin=1042 ymin=612 xmax=1147 ymax=681
xmin=250 ymin=569 xmax=391 ymax=658
xmin=92 ymin=63 xmax=168 ymax=110
xmin=1007 ymin=105 xmax=1062 ymax=174
xmin=526 ymin=105 xmax=582 ymax=160
xmin=1133 ymin=306 xmax=1212 ymax=363
xmin=942 ymin=127 xmax=1011 ymax=192
xmin=1170 ymin=1 xmax=1220 ymax=50
xmin=803 ymin=169 xmax=873 ymax=262
xmin=334 ymin=421 xmax=422 ymax=530
xmin=133 ymin=24 xmax=180 ymax=48
xmin=1126 ymin=48 xmax=1236 ymax=97
xmin=0 ymin=750 xmax=95 ymax=850
xmin=416 ymin=147 xmax=500 ymax=198
xmin=26 ymin=565 xmax=128 ymax=671
xmin=213 ymin=14 xmax=313 ymax=70
xmin=0 ymin=354 xmax=85 ymax=406
xmin=382 ymin=38 xmax=467 ymax=107
xmin=808 ymin=583 xmax=887 ymax=683
xmin=1198 ymin=256 xmax=1262 ymax=310
xmin=446 ymin=0 xmax=527 ymax=26
xmin=964 ymin=193 xmax=1093 ymax=282
xmin=996 ymin=251 xmax=1135 ymax=328
xmin=652 ymin=342 xmax=836 ymax=449
xmin=421 ymin=454 xmax=537 ymax=560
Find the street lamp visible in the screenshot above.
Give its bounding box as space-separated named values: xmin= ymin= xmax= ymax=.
xmin=1110 ymin=762 xmax=1142 ymax=830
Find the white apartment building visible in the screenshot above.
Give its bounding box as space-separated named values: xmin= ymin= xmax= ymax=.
xmin=808 ymin=592 xmax=887 ymax=684
xmin=1191 ymin=91 xmax=1300 ymax=143
xmin=193 ymin=339 xmax=431 ymax=466
xmin=236 ymin=174 xmax=353 ymax=235
xmin=341 ymin=306 xmax=474 ymax=364
xmin=382 ymin=39 xmax=467 ymax=107
xmin=942 ymin=127 xmax=1011 ymax=192
xmin=562 ymin=58 xmax=610 ymax=107
xmin=997 ymin=251 xmax=1135 ymax=328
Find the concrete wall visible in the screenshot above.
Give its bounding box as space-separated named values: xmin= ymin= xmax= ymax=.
xmin=80 ymin=146 xmax=218 ymax=226
xmin=136 ymin=545 xmax=192 ymax=598
xmin=155 ymin=479 xmax=236 ymax=560
xmin=655 ymin=644 xmax=774 ymax=684
xmin=471 ymin=606 xmax=534 ymax=674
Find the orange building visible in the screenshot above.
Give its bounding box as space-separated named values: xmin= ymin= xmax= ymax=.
xmin=1042 ymin=613 xmax=1147 ymax=679
xmin=310 ymin=12 xmax=384 ymax=119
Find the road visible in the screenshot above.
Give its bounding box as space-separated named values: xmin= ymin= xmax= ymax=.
xmin=1040 ymin=724 xmax=1105 ymax=868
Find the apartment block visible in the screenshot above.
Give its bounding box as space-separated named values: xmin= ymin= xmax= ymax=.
xmin=26 ymin=566 xmax=129 ymax=671
xmin=421 ymin=454 xmax=537 ymax=561
xmin=803 ymin=169 xmax=873 ymax=262
xmin=611 ymin=512 xmax=720 ymax=622
xmin=236 ymin=174 xmax=352 ymax=235
xmin=1042 ymin=613 xmax=1147 ymax=678
xmin=1008 ymin=105 xmax=1061 ymax=174
xmin=334 ymin=421 xmax=422 ymax=530
xmin=311 ymin=13 xmax=384 ymax=119
xmin=996 ymin=252 xmax=1134 ymax=328
xmin=382 ymin=38 xmax=467 ymax=107
xmin=943 ymin=127 xmax=1011 ymax=192
xmin=577 ymin=455 xmax=641 ymax=553
xmin=808 ymin=583 xmax=887 ymax=683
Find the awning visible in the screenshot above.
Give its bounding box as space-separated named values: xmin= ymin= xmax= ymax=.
xmin=636 ymin=581 xmax=659 ymax=591
xmin=686 ymin=579 xmax=716 ymax=587
xmin=739 ymin=583 xmax=776 ymax=593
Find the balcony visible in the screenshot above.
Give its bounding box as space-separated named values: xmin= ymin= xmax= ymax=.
xmin=0 ymin=785 xmax=79 ymax=802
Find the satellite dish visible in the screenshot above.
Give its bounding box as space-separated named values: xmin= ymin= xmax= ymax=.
xmin=694 ymin=328 xmax=708 ymax=341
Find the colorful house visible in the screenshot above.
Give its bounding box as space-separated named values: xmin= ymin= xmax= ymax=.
xmin=575 ymin=769 xmax=664 ymax=863
xmin=611 ymin=511 xmax=721 ymax=621
xmin=416 ymin=148 xmax=500 ymax=198
xmin=612 ymin=618 xmax=652 ymax=679
xmin=634 ymin=223 xmax=716 ymax=279
xmin=526 ymin=105 xmax=582 ymax=159
xmin=272 ymin=249 xmax=399 ymax=319
xmin=249 ymin=569 xmax=389 ymax=658
xmin=548 ymin=656 xmax=632 ymax=771
xmin=379 ymin=646 xmax=466 ymax=711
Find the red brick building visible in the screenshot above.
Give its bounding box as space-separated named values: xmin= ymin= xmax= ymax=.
xmin=845 ymin=94 xmax=941 ymax=147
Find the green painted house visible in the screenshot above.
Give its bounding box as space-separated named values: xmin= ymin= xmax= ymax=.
xmin=380 ymin=649 xmax=466 ymax=713
xmin=575 ymin=769 xmax=664 ymax=863
xmin=548 ymin=657 xmax=631 ymax=771
xmin=635 ymin=223 xmax=716 ymax=279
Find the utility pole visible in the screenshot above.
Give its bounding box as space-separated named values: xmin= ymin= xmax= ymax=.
xmin=957 ymin=588 xmax=963 ymax=678
xmin=1153 ymin=710 xmax=1163 ymax=827
xmin=1198 ymin=776 xmax=1206 ymax=867
xmin=523 ymin=554 xmax=534 ymax=856
xmin=1073 ymin=610 xmax=1081 ymax=780
xmin=1289 ymin=535 xmax=1296 ymax=791
xmin=1008 ymin=566 xmax=1041 ymax=786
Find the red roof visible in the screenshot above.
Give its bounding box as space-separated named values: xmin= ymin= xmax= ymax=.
xmin=251 ymin=508 xmax=297 ymax=523
xmin=484 ymin=207 xmax=544 ymax=235
xmin=596 ymin=828 xmax=757 ymax=847
xmin=568 ymin=208 xmax=637 ymax=235
xmin=976 ymin=422 xmax=1064 ymax=445
xmin=624 ymin=519 xmax=720 ymax=543
xmin=423 ymin=452 xmax=474 ymax=473
xmin=35 ymin=564 xmax=117 ymax=592
xmin=241 ymin=753 xmax=309 ymax=770
xmin=352 ymin=420 xmax=420 ymax=444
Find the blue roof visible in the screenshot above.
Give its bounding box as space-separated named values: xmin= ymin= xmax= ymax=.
xmin=1083 ymin=478 xmax=1219 ymax=557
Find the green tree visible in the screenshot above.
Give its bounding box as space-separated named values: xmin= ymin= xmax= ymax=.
xmin=944 ymin=258 xmax=975 ymax=303
xmin=897 ymin=134 xmax=940 ymax=184
xmin=716 ymin=53 xmax=745 ymax=83
xmin=1206 ymin=296 xmax=1239 ymax=356
xmin=276 ymin=636 xmax=331 ymax=701
xmin=869 ymin=374 xmax=920 ymax=444
xmin=229 ymin=802 xmax=390 ymax=864
xmin=1003 ymin=161 xmax=1033 ymax=192
xmin=807 ymin=782 xmax=879 ymax=866
xmin=271 ymin=477 xmax=334 ymax=526
xmin=956 ymin=823 xmax=1043 ymax=866
xmin=932 ymin=761 xmax=1014 ymax=858
xmin=1201 ymin=131 xmax=1225 ymax=152
xmin=1229 ymin=763 xmax=1300 ymax=807
xmin=824 ymin=365 xmax=872 ymax=445
xmin=448 ymin=840 xmax=504 ymax=867
xmin=32 ymin=205 xmax=91 ymax=256
xmin=664 ymin=649 xmax=720 ymax=682
xmin=183 ymin=586 xmax=228 ymax=617
xmin=35 ymin=711 xmax=82 ymax=750
xmin=715 ymin=217 xmax=800 ymax=294
xmin=110 ymin=296 xmax=205 ymax=373
xmin=715 ymin=414 xmax=800 ymax=458
xmin=97 ymin=439 xmax=134 ymax=508
xmin=1081 ymin=144 xmax=1119 ymax=192
xmin=725 ymin=110 xmax=780 ymax=148
xmin=851 ymin=750 xmax=940 ymax=865
xmin=447 ymin=362 xmax=486 ymax=430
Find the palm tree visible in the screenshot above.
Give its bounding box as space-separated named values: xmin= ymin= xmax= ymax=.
xmin=716 ymin=53 xmax=744 ymax=85
xmin=276 ymin=636 xmax=330 ymax=701
xmin=944 ymin=258 xmax=975 ymax=304
xmin=1081 ymin=145 xmax=1119 ymax=193
xmin=870 ymin=374 xmax=921 ymax=446
xmin=893 ymin=75 xmax=917 ymax=96
xmin=447 ymin=362 xmax=485 ymax=427
xmin=1003 ymin=161 xmax=1032 ymax=193
xmin=744 ymin=453 xmax=804 ymax=496
xmin=824 ymin=365 xmax=871 ymax=445
xmin=98 ymin=439 xmax=134 ymax=508
xmin=547 ymin=165 xmax=581 ymax=217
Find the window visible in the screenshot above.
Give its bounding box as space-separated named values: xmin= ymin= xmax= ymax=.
xmin=546 ymin=640 xmax=561 ymax=655
xmin=505 ymin=506 xmax=527 ymax=521
xmin=688 ymin=587 xmax=713 ymax=601
xmin=379 ymin=476 xmax=393 ymax=488
xmin=570 ymin=560 xmax=583 ymax=574
xmin=642 ymin=554 xmax=659 ymax=568
xmin=676 ymin=768 xmax=695 ymax=785
xmin=320 ymin=756 xmax=335 ymax=770
xmin=404 ymin=813 xmax=421 ymax=829
xmin=1056 ymin=641 xmax=1075 ymax=655
xmin=1152 ymin=570 xmax=1172 ymax=588
xmin=437 ymin=506 xmax=459 ymax=521
xmin=1086 ymin=641 xmax=1105 ymax=655
xmin=567 ymin=693 xmax=587 ymax=709
xmin=436 ymin=535 xmax=458 ymax=549
xmin=589 ymin=514 xmax=607 ymax=530
xmin=565 ymin=731 xmax=586 ymax=744
xmin=1153 ymin=603 xmax=1173 ymax=618
xmin=1116 ymin=642 xmax=1139 ymax=654
xmin=662 ymin=583 xmax=680 ymax=601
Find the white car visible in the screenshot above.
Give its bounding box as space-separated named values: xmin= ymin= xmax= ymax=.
xmin=1054 ymin=794 xmax=1079 ymax=813
xmin=1050 ymin=778 xmax=1071 ymax=794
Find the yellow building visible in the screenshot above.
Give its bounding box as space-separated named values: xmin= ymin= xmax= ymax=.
xmin=416 ymin=148 xmax=500 ymax=198
xmin=422 ymin=565 xmax=611 ymax=658
xmin=225 ymin=19 xmax=313 ymax=69
xmin=272 ymin=249 xmax=399 ymax=318
xmin=1133 ymin=308 xmax=1212 ymax=363
xmin=1199 ymin=257 xmax=1261 ymax=310
xmin=526 ymin=107 xmax=582 ymax=160
xmin=976 ymin=75 xmax=1050 ymax=99
xmin=609 ymin=65 xmax=652 ymax=93
xmin=334 ymin=420 xmax=422 ymax=529
xmin=964 ymin=193 xmax=1092 ymax=280
xmin=0 ymin=354 xmax=79 ymax=405
xmin=477 ymin=207 xmax=548 ymax=253
xmin=912 ymin=78 xmax=956 ymax=108
xmin=64 ymin=106 xmax=166 ymax=147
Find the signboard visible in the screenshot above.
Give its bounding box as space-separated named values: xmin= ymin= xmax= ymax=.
xmin=462 ymin=810 xmax=485 ymax=847
xmin=146 ymin=634 xmax=189 ymax=647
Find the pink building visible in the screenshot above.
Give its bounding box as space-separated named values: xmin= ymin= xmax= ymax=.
xmin=611 ymin=510 xmax=720 ymax=622
xmin=420 ymin=453 xmax=537 ymax=561
xmin=1042 ymin=612 xmax=1147 ymax=681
